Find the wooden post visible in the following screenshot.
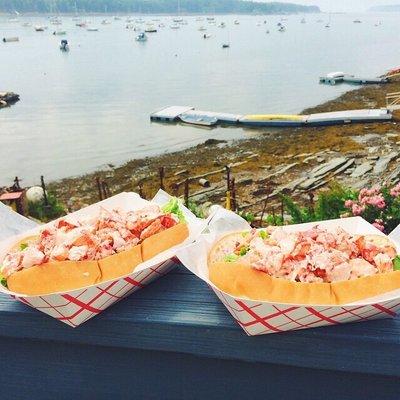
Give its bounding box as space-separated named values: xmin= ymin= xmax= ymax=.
xmin=184 ymin=178 xmax=189 ymax=207
xmin=102 ymin=181 xmax=111 ymax=199
xmin=159 ymin=166 xmax=165 ymax=190
xmin=226 ymin=190 xmax=231 ymax=210
xmin=40 ymin=175 xmax=49 ymax=206
xmin=309 ymin=191 xmax=315 ymax=218
xmin=13 ymin=176 xmax=21 ymax=191
xmin=231 ymin=178 xmax=236 ymax=211
xmin=225 ymin=165 xmax=231 ymax=191
xmin=138 ymin=181 xmax=145 ymax=199
xmin=96 ymin=176 xmax=103 ymax=201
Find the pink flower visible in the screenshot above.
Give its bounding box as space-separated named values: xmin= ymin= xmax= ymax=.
xmin=344 ymin=200 xmax=354 ymax=208
xmin=351 ymin=204 xmax=365 ymax=216
xmin=372 ymin=219 xmax=385 ymax=232
xmin=390 ymin=183 xmax=400 ymax=197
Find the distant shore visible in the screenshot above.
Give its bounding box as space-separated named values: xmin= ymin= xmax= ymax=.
xmin=49 ymin=79 xmax=400 ymax=215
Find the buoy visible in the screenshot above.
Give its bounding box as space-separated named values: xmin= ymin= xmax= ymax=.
xmin=26 ymin=186 xmax=45 ymax=203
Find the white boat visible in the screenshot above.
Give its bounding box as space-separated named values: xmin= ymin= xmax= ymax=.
xmin=159 ymin=23 xmax=165 ymax=28
xmin=7 ymin=18 xmax=19 ymax=23
xmin=278 ymin=25 xmax=286 ymax=32
xmin=203 ymin=33 xmax=212 ymax=39
xmin=256 ymin=22 xmax=261 ymax=26
xmin=170 ymin=24 xmax=180 ymax=29
xmin=234 ymin=20 xmax=240 ymax=25
xmin=87 ymin=27 xmax=99 ymax=32
xmin=206 ymin=17 xmax=215 ymax=21
xmin=76 ymin=22 xmax=87 ymax=28
xmin=196 ymin=17 xmax=204 ymax=21
xmin=53 ymin=30 xmax=67 ymax=35
xmin=22 ymin=22 xmax=31 ymax=27
xmin=173 ymin=17 xmax=183 ymax=23
xmin=135 ymin=32 xmax=147 ymax=42
xmin=126 ymin=17 xmax=134 ymax=22
xmin=145 ymin=25 xmax=157 ymax=33
xmin=2 ymin=37 xmax=19 ymax=42
xmin=218 ymin=22 xmax=226 ymax=28
xmin=222 ymin=43 xmax=230 ymax=48
xmin=353 ymin=19 xmax=362 ymax=23
xmin=101 ymin=19 xmax=111 ymax=25
xmin=126 ymin=23 xmax=134 ymax=29
xmin=34 ymin=25 xmax=46 ymax=32
xmin=198 ymin=26 xmax=207 ymax=31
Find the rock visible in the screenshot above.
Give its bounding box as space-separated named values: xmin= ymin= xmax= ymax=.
xmin=311 ymin=157 xmax=349 ymax=178
xmin=203 ymin=139 xmax=227 ymax=146
xmin=373 ymin=152 xmax=398 ymax=175
xmin=351 ymin=162 xmax=374 ymax=178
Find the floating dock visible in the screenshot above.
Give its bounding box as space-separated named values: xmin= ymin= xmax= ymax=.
xmin=319 ymin=72 xmax=388 ymax=85
xmin=150 ymin=106 xmax=392 ymax=128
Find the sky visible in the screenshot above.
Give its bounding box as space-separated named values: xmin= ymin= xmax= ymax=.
xmin=274 ymin=0 xmax=400 ymax=12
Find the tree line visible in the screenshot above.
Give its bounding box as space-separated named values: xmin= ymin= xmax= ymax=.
xmin=0 ymin=0 xmax=320 ymax=14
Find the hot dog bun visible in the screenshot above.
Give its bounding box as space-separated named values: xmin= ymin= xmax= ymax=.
xmin=7 ymin=260 xmax=102 ymax=296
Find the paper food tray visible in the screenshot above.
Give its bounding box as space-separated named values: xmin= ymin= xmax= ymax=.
xmin=177 ymin=208 xmax=400 ymax=336
xmin=0 ymin=190 xmax=205 ymax=327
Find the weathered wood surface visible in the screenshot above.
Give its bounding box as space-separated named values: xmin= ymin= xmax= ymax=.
xmin=1 ymin=265 xmax=400 ymax=398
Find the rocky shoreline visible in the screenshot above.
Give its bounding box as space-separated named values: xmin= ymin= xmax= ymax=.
xmin=48 ymin=79 xmax=400 ymax=216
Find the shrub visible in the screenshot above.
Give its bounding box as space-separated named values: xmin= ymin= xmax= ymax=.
xmin=28 ymin=193 xmax=65 ymax=222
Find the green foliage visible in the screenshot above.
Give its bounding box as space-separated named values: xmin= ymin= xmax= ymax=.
xmin=314 ymin=182 xmax=357 ymax=221
xmin=28 ymin=193 xmax=65 ymax=222
xmin=238 ymin=211 xmax=255 ymax=223
xmin=281 ymin=183 xmax=358 ymax=225
xmin=187 ymin=200 xmax=205 ymax=219
xmin=262 ymin=213 xmax=283 ymax=226
xmin=0 ymin=0 xmax=320 ymax=14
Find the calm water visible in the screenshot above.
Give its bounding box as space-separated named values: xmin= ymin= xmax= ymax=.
xmin=1 ymin=12 xmax=400 ymax=186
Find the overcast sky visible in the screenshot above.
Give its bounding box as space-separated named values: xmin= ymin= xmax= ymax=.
xmin=274 ymin=0 xmax=400 ymax=12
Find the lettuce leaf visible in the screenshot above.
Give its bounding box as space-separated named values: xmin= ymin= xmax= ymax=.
xmin=224 ymin=254 xmax=239 ymax=263
xmin=394 ymin=256 xmax=400 ymax=271
xmin=20 ymin=243 xmax=28 ymax=251
xmin=259 ymin=230 xmax=268 ymax=240
xmin=0 ymin=270 xmax=7 ymax=288
xmin=162 ymin=198 xmax=186 ymax=222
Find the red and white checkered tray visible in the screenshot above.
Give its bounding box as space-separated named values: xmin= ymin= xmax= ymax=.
xmin=0 ymin=190 xmax=205 ymax=327
xmin=177 ymin=208 xmax=400 ymax=336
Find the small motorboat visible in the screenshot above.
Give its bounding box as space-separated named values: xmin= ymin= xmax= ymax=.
xmin=53 ymin=30 xmax=67 ymax=35
xmin=2 ymin=37 xmax=19 ymax=42
xmin=206 ymin=17 xmax=215 ymax=21
xmin=87 ymin=27 xmax=99 ymax=32
xmin=278 ymin=25 xmax=286 ymax=32
xmin=222 ymin=43 xmax=230 ymax=48
xmin=101 ymin=19 xmax=111 ymax=25
xmin=145 ymin=25 xmax=157 ymax=33
xmin=353 ymin=19 xmax=362 ymax=23
xmin=198 ymin=26 xmax=207 ymax=31
xmin=34 ymin=25 xmax=46 ymax=32
xmin=234 ymin=20 xmax=240 ymax=25
xmin=60 ymin=39 xmax=69 ymax=51
xmin=22 ymin=22 xmax=31 ymax=27
xmin=159 ymin=23 xmax=165 ymax=28
xmin=173 ymin=17 xmax=183 ymax=23
xmin=76 ymin=22 xmax=87 ymax=28
xmin=218 ymin=22 xmax=226 ymax=28
xmin=170 ymin=24 xmax=180 ymax=29
xmin=126 ymin=23 xmax=134 ymax=29
xmin=203 ymin=33 xmax=212 ymax=39
xmin=135 ymin=32 xmax=147 ymax=42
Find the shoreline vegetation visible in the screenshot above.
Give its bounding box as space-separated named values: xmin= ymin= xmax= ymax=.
xmin=46 ymin=77 xmax=400 ymax=226
xmin=0 ymin=1 xmax=320 ymax=15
